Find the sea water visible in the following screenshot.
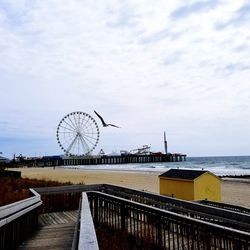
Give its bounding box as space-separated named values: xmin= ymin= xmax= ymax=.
xmin=64 ymin=155 xmax=250 ymax=176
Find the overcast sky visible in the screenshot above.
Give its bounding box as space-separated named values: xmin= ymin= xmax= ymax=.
xmin=0 ymin=0 xmax=250 ymax=158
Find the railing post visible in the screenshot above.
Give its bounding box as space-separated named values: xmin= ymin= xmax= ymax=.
xmin=121 ymin=203 xmax=126 ymax=230
xmin=94 ymin=196 xmax=98 ymax=224
xmin=156 ymin=217 xmax=162 ymax=247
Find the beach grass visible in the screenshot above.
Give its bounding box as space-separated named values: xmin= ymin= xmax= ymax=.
xmin=0 ymin=176 xmax=82 ymax=206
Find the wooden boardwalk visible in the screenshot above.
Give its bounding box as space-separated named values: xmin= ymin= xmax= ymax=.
xmin=18 ymin=210 xmax=78 ymax=250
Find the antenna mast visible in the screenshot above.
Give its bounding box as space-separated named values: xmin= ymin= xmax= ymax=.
xmin=164 ymin=131 xmax=168 ymax=154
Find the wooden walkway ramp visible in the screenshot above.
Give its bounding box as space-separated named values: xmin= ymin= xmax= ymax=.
xmin=18 ymin=210 xmax=78 ymax=250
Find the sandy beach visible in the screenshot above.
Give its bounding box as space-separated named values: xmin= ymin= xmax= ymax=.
xmin=10 ymin=167 xmax=250 ymax=208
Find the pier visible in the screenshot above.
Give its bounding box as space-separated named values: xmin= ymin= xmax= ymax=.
xmin=21 ymin=153 xmax=187 ymax=167
xmin=63 ymin=153 xmax=186 ymax=166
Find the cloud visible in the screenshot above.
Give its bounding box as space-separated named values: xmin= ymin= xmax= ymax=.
xmin=105 ymin=3 xmax=137 ymax=28
xmin=140 ymin=29 xmax=184 ymax=44
xmin=223 ymin=63 xmax=250 ymax=74
xmin=163 ymin=51 xmax=184 ymax=66
xmin=170 ymin=0 xmax=220 ymax=20
xmin=233 ymin=44 xmax=250 ymax=53
xmin=0 ymin=1 xmax=250 ymax=157
xmin=215 ymin=3 xmax=250 ymax=29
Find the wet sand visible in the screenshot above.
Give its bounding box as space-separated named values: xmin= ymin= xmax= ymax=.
xmin=10 ymin=167 xmax=250 ymax=208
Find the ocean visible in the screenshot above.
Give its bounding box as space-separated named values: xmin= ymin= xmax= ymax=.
xmin=64 ymin=155 xmax=250 ymax=176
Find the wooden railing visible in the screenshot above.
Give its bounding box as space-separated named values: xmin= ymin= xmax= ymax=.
xmin=34 ymin=184 xmax=250 ymax=232
xmin=87 ymin=191 xmax=250 ymax=250
xmin=102 ymin=184 xmax=250 ymax=232
xmin=196 ymin=199 xmax=250 ymax=215
xmin=25 ymin=184 xmax=250 ymax=249
xmin=0 ymin=189 xmax=42 ymax=250
xmin=71 ymin=193 xmax=99 ymax=250
xmin=78 ymin=193 xmax=98 ymax=249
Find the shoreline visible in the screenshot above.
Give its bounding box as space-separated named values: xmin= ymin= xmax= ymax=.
xmin=9 ymin=167 xmax=250 ymax=208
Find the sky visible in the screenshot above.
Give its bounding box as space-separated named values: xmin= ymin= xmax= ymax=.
xmin=0 ymin=0 xmax=250 ymax=158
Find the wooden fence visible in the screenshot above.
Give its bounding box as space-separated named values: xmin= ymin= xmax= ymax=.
xmin=87 ymin=191 xmax=250 ymax=250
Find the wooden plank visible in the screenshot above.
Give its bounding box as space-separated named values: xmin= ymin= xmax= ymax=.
xmin=18 ymin=211 xmax=78 ymax=250
xmin=18 ymin=223 xmax=75 ymax=250
xmin=39 ymin=210 xmax=78 ymax=226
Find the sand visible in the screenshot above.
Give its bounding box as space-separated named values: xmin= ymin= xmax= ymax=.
xmin=10 ymin=167 xmax=250 ymax=208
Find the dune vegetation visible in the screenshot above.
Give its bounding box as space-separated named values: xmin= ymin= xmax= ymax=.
xmin=0 ymin=176 xmax=78 ymax=206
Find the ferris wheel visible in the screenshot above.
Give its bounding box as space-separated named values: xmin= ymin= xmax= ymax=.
xmin=56 ymin=111 xmax=100 ymax=156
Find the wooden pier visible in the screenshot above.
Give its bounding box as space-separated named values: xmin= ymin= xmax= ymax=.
xmin=63 ymin=153 xmax=187 ymax=166
xmin=14 ymin=153 xmax=187 ymax=167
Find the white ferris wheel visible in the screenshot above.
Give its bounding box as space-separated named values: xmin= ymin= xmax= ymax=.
xmin=56 ymin=111 xmax=100 ymax=156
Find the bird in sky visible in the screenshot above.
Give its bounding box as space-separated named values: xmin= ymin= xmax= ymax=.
xmin=94 ymin=110 xmax=121 ymax=128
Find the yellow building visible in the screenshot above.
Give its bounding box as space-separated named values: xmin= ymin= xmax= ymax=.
xmin=159 ymin=169 xmax=221 ymax=202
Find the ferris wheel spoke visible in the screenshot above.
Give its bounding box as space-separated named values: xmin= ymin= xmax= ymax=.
xmin=67 ymin=115 xmax=78 ymax=130
xmin=79 ymin=114 xmax=87 ymax=128
xmin=72 ymin=114 xmax=79 ymax=129
xmin=74 ymin=136 xmax=80 ymax=155
xmin=75 ymin=113 xmax=81 ymax=129
xmin=78 ymin=113 xmax=82 ymax=128
xmin=79 ymin=134 xmax=91 ymax=154
xmin=77 ymin=137 xmax=84 ymax=154
xmin=66 ymin=134 xmax=79 ymax=153
xmin=58 ymin=131 xmax=75 ymax=136
xmin=60 ymin=133 xmax=75 ymax=144
xmin=58 ymin=131 xmax=75 ymax=134
xmin=81 ymin=116 xmax=91 ymax=129
xmin=63 ymin=133 xmax=75 ymax=144
xmin=82 ymin=133 xmax=98 ymax=140
xmin=77 ymin=136 xmax=84 ymax=155
xmin=81 ymin=134 xmax=96 ymax=146
xmin=85 ymin=118 xmax=95 ymax=127
xmin=62 ymin=129 xmax=75 ymax=140
xmin=80 ymin=122 xmax=97 ymax=134
xmin=61 ymin=119 xmax=77 ymax=131
xmin=72 ymin=138 xmax=81 ymax=155
xmin=80 ymin=139 xmax=90 ymax=155
xmin=58 ymin=125 xmax=75 ymax=132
